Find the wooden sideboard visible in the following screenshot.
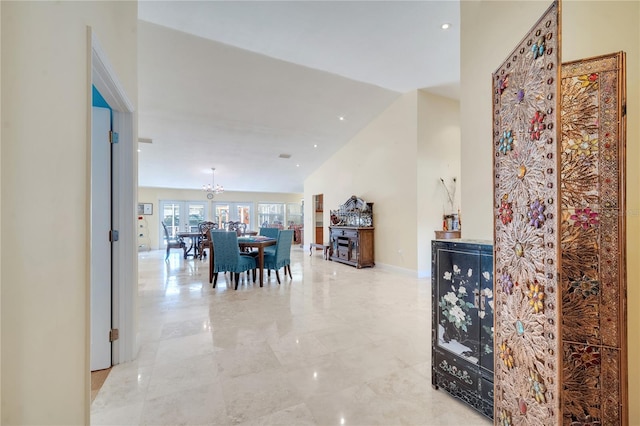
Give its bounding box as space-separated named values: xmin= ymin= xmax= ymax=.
xmin=329 ymin=226 xmax=374 ymax=268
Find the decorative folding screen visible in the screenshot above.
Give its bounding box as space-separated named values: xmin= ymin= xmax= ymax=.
xmin=492 ymin=2 xmax=561 ymax=424
xmin=491 ymin=1 xmax=629 ymax=424
xmin=560 ymin=52 xmax=627 ymax=425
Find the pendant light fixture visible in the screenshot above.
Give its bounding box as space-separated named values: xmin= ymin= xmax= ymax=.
xmin=203 ymin=167 xmax=224 ymax=198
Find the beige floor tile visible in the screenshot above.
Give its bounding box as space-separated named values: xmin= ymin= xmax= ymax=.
xmin=335 ymin=341 xmax=410 ymax=383
xmin=283 ymin=352 xmax=361 ymax=399
xmin=146 ymin=353 xmax=219 ymax=400
xmin=140 ymin=382 xmax=228 ymax=425
xmin=91 ymin=247 xmax=491 ymax=426
xmin=91 ymin=402 xmax=143 ymax=426
xmin=268 ymin=333 xmax=332 ymax=366
xmin=155 ymin=331 xmax=215 ymax=364
xmin=366 ymin=365 xmax=433 ymax=403
xmin=91 ymin=361 xmax=152 ymax=412
xmin=220 ymin=367 xmax=304 ymax=424
xmin=236 ymin=403 xmax=317 ymax=426
xmin=215 ymin=341 xmax=281 ymax=379
xmin=304 ymin=383 xmax=429 ymax=426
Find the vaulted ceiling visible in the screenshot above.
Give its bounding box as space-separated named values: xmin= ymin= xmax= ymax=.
xmin=137 ymin=1 xmax=460 ymax=193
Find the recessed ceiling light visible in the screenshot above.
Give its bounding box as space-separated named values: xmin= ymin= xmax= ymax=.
xmin=441 ymin=23 xmax=451 ymax=30
xmin=137 ymin=149 xmax=141 ymax=152
xmin=313 ymin=144 xmax=318 ymax=148
xmin=296 ymin=164 xmax=300 ymax=167
xmin=338 ymin=116 xmax=345 ymax=121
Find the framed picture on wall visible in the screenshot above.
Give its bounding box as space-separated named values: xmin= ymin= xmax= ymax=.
xmin=138 ymin=203 xmax=153 ymax=215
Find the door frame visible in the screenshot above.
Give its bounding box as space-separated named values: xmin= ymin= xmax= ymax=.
xmin=90 ymin=28 xmax=136 ymax=366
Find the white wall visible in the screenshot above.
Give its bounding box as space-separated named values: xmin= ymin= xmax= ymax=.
xmin=305 ymin=91 xmax=419 ymax=272
xmin=305 ymin=90 xmax=461 ymax=275
xmin=417 ymin=90 xmax=461 ymax=276
xmin=138 ymin=187 xmax=302 ymax=249
xmin=1 ymin=2 xmax=137 ymax=424
xmin=460 ymin=0 xmax=640 ymax=422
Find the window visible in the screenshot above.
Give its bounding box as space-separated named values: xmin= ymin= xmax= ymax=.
xmin=257 ymin=203 xmax=285 ymax=228
xmin=286 ymin=202 xmax=303 ymax=226
xmin=213 ymin=202 xmax=253 ymax=230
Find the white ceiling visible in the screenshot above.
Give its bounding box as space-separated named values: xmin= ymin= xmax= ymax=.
xmin=137 ymin=1 xmax=460 ymax=193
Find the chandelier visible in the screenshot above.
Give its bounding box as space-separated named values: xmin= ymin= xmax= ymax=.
xmin=203 ymin=167 xmax=224 ymax=195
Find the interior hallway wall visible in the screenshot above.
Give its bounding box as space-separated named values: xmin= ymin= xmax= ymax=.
xmin=0 ymin=2 xmax=137 ymax=424
xmin=305 ymin=90 xmax=461 ymax=275
xmin=460 ymin=0 xmax=640 ymax=421
xmin=417 ymin=90 xmax=461 ymax=276
xmin=305 ymin=91 xmax=419 ymax=272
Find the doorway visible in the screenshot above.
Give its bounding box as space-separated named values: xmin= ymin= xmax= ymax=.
xmin=90 ymin=106 xmax=112 ymax=371
xmin=90 ymin=28 xmax=137 ymax=371
xmin=159 ymin=200 xmax=208 ymax=239
xmin=314 ymin=194 xmax=324 ymax=244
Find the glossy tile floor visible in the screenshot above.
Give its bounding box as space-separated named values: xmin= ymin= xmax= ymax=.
xmin=91 ymin=247 xmax=491 ymax=425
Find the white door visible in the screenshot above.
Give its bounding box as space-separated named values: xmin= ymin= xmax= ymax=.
xmin=91 ymin=106 xmax=112 ymax=371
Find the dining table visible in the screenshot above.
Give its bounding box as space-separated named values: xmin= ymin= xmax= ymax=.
xmin=208 ymin=235 xmax=276 ymax=287
xmin=176 ymin=231 xmax=203 ymax=259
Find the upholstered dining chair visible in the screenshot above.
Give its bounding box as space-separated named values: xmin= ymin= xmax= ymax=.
xmin=259 ymin=227 xmax=280 ymax=238
xmin=162 ymin=222 xmax=185 ymax=260
xmin=197 ymin=221 xmax=218 ymax=259
xmin=209 ymin=231 xmax=257 ymax=290
xmin=259 ymin=227 xmax=280 ymax=255
xmin=263 ymin=229 xmax=293 ymax=284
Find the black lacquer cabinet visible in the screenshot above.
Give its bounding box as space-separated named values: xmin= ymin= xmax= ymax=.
xmin=431 ymin=239 xmax=494 ymax=419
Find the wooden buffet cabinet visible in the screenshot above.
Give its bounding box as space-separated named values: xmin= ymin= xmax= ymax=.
xmin=327 ymin=195 xmax=374 ymax=268
xmin=329 ymin=226 xmax=375 ymax=268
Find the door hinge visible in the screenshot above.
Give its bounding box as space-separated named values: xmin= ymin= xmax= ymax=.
xmin=109 ymin=229 xmax=119 ymax=242
xmin=109 ymin=329 xmax=119 ymax=342
xmin=109 ymin=131 xmax=119 ymax=144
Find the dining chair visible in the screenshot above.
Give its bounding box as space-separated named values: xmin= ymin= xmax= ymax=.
xmin=197 ymin=221 xmax=218 ymax=259
xmin=209 ymin=230 xmax=257 ymax=290
xmin=259 ymin=227 xmax=280 ymax=238
xmin=162 ymin=222 xmax=185 ymax=260
xmin=227 ymin=220 xmax=247 ymax=236
xmin=263 ymin=229 xmax=293 ymax=284
xmin=259 ymin=227 xmax=280 ymax=255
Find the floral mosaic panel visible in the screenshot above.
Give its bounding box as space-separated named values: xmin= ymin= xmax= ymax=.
xmin=560 ymin=52 xmax=626 ymax=425
xmin=492 ymin=2 xmax=560 ymax=424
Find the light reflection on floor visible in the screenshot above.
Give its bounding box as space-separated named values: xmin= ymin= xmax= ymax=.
xmin=91 ymin=247 xmax=491 ymax=425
